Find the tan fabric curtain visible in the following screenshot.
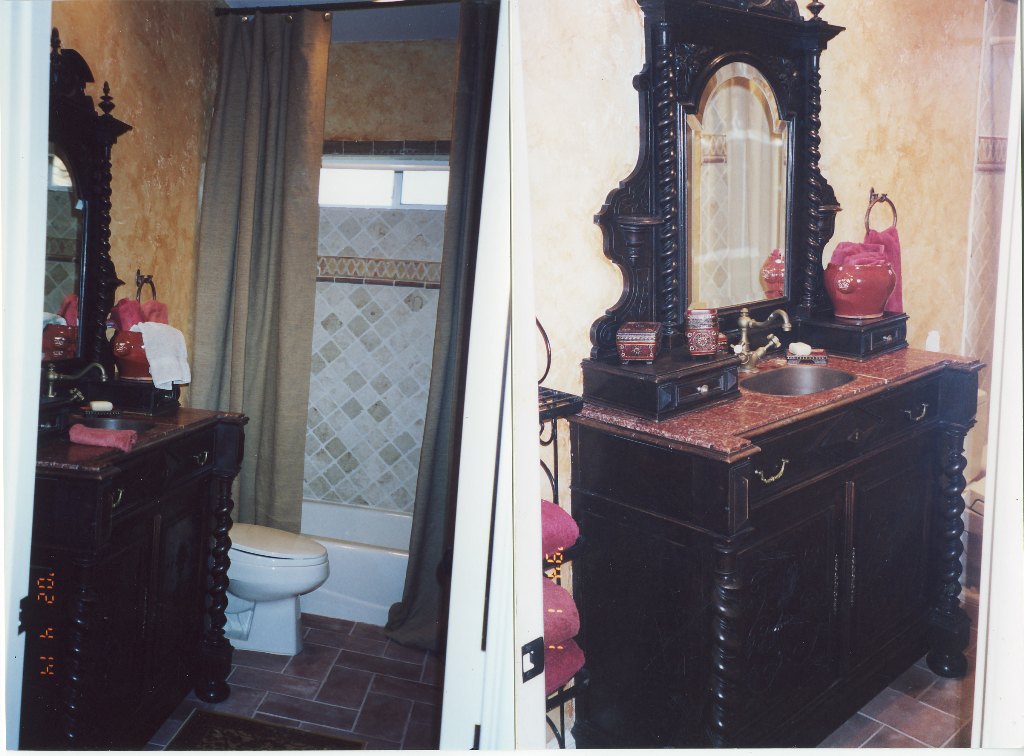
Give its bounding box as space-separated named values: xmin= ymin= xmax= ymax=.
xmin=191 ymin=11 xmax=330 ymax=532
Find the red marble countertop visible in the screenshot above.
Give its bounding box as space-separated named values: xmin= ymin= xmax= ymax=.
xmin=575 ymin=348 xmax=982 ymax=462
xmin=36 ymin=406 xmax=246 ymax=476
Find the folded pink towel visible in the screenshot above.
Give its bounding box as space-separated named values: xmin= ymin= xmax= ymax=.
xmin=543 ymin=578 xmax=581 ymax=645
xmin=110 ymin=298 xmax=145 ymax=331
xmin=69 ymin=423 xmax=138 ymax=452
xmin=829 ymin=241 xmax=887 ymax=267
xmin=545 ymin=637 xmax=585 ymax=696
xmin=141 ymin=298 xmax=169 ymax=324
xmin=865 ymin=225 xmax=903 ymax=312
xmin=541 ymin=499 xmax=580 ymax=559
xmin=58 ymin=293 xmax=79 ymax=327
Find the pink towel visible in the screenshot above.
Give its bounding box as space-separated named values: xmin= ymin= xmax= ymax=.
xmin=829 ymin=241 xmax=887 ymax=267
xmin=865 ymin=225 xmax=903 ymax=312
xmin=542 ymin=578 xmax=581 ymax=644
xmin=68 ymin=423 xmax=138 ymax=452
xmin=110 ymin=298 xmax=145 ymax=331
xmin=58 ymin=293 xmax=79 ymax=327
xmin=141 ymin=298 xmax=169 ymax=324
xmin=544 ymin=637 xmax=585 ymax=696
xmin=541 ymin=499 xmax=580 ymax=559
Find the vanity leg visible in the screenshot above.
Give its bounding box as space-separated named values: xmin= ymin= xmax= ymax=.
xmin=926 ymin=424 xmax=970 ymax=678
xmin=61 ymin=559 xmax=100 ymax=748
xmin=706 ymin=545 xmax=744 ymax=748
xmin=195 ymin=475 xmax=235 ymax=702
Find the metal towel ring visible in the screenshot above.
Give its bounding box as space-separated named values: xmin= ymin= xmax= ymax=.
xmin=864 ymin=187 xmax=898 ymax=233
xmin=135 ymin=269 xmax=157 ymax=302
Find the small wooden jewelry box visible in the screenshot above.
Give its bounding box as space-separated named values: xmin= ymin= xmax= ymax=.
xmin=616 ymin=321 xmax=663 ymax=364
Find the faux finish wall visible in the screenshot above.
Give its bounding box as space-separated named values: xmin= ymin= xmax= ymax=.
xmin=325 ymin=40 xmax=457 ymax=141
xmin=524 ymin=0 xmax=988 ymax=401
xmin=50 ymin=0 xmax=221 ymax=362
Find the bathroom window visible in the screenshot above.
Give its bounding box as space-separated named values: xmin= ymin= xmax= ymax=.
xmin=318 ymin=156 xmax=449 ymax=209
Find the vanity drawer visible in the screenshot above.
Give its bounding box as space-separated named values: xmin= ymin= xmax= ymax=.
xmin=109 ymin=428 xmax=218 ymax=515
xmin=164 ymin=427 xmax=217 ymax=481
xmin=746 ymin=377 xmax=941 ymax=502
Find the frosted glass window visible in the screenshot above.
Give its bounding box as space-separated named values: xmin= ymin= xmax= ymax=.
xmin=400 ymin=170 xmax=449 ymax=206
xmin=319 ymin=167 xmax=395 ymax=207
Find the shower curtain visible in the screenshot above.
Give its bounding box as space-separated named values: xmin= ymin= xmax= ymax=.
xmin=385 ymin=0 xmax=500 ymax=653
xmin=191 ymin=11 xmax=330 ymax=533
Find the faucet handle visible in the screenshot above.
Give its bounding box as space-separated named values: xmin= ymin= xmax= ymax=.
xmin=766 ymin=334 xmax=782 ymax=349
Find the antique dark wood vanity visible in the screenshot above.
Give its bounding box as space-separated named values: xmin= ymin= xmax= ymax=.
xmin=569 ymin=0 xmax=978 ymax=747
xmin=20 ymin=33 xmax=245 ymax=749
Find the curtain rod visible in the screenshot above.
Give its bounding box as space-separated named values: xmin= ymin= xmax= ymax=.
xmin=214 ymin=0 xmax=457 ymax=16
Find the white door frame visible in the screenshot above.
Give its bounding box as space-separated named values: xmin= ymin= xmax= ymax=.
xmin=2 ymin=1 xmax=51 ymax=749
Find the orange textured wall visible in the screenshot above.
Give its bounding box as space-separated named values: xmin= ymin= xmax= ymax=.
xmin=51 ymin=0 xmax=221 ymax=362
xmin=324 ymin=40 xmax=457 ymax=141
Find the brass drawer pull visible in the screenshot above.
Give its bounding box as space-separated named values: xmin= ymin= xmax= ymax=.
xmin=904 ymin=403 xmax=929 ymax=422
xmin=696 ymin=384 xmax=709 ymax=395
xmin=112 ymin=488 xmax=125 ymax=509
xmin=848 ymin=429 xmax=863 ymax=444
xmin=881 ymin=334 xmax=894 ymax=344
xmin=754 ymin=458 xmax=789 ymax=485
xmin=192 ymin=450 xmax=210 ymax=466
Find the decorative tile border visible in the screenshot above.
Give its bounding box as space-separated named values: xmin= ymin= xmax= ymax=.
xmin=317 ymin=255 xmax=441 ymax=288
xmin=323 ymin=139 xmax=451 ymax=158
xmin=976 ymin=136 xmax=1007 ymax=172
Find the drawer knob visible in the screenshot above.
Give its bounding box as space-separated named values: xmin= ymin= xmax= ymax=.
xmin=112 ymin=488 xmax=125 ymax=509
xmin=754 ymin=458 xmax=789 ymax=485
xmin=193 ymin=450 xmax=210 ymax=466
xmin=696 ymin=384 xmax=709 ymax=395
xmin=904 ymin=403 xmax=929 ymax=422
xmin=848 ymin=429 xmax=863 ymax=444
xmin=881 ymin=334 xmax=894 ymax=343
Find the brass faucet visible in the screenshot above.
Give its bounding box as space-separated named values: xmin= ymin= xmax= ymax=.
xmin=734 ymin=307 xmax=792 ymax=373
xmin=45 ymin=361 xmax=107 ymax=398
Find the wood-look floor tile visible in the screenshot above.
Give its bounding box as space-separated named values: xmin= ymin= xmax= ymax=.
xmin=228 ymin=665 xmax=322 ymax=699
xmin=816 ymin=712 xmax=884 ymax=748
xmin=371 ymin=674 xmax=442 ymax=706
xmin=860 ymin=689 xmax=962 ymax=747
xmin=352 ymin=692 xmax=413 ymax=743
xmin=259 ymin=691 xmax=359 ymax=731
xmin=403 ymin=717 xmax=441 ymax=749
xmin=232 ymin=648 xmax=291 ymax=673
xmin=301 ymin=613 xmax=356 ymax=635
xmin=384 ymin=640 xmax=427 ymax=664
xmin=282 ymin=642 xmax=341 ymax=680
xmin=862 ymin=724 xmax=928 ymax=748
xmin=336 ymin=649 xmax=423 ymax=681
xmin=316 ymin=664 xmax=375 ymax=709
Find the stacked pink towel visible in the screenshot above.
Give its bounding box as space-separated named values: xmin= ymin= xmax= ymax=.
xmin=110 ymin=298 xmax=146 ymax=331
xmin=865 ymin=225 xmax=903 ymax=312
xmin=545 ymin=638 xmax=586 ymax=697
xmin=543 ymin=578 xmax=581 ymax=644
xmin=58 ymin=293 xmax=79 ymax=327
xmin=541 ymin=498 xmax=580 ymax=558
xmin=68 ymin=423 xmax=138 ymax=452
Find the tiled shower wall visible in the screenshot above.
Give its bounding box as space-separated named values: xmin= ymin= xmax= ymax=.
xmin=303 ymin=206 xmax=443 ymax=516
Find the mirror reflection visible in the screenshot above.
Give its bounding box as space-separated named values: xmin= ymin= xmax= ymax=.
xmin=42 ymin=149 xmax=83 ymax=361
xmin=686 ymin=61 xmax=790 ymax=309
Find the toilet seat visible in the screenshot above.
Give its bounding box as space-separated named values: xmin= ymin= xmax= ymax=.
xmin=230 ymin=523 xmax=327 ymax=565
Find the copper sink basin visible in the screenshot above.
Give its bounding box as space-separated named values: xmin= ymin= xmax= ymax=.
xmin=741 ymin=366 xmax=856 ymax=396
xmin=77 ymin=417 xmax=156 ymax=433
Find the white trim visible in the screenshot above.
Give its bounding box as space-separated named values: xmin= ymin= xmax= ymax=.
xmin=972 ymin=9 xmax=1024 ymax=746
xmin=438 ymin=1 xmax=513 ymax=748
xmin=1 ymin=2 xmax=52 ymax=749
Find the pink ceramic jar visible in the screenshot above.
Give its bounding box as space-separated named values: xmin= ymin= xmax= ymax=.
xmin=824 ymin=262 xmax=896 ymax=319
xmin=111 ymin=331 xmax=152 ymax=380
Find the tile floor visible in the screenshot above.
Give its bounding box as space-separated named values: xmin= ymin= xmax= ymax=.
xmin=147 ymin=601 xmax=978 ymax=750
xmin=817 ymin=598 xmax=979 ymax=748
xmin=146 ymin=614 xmax=443 ymax=750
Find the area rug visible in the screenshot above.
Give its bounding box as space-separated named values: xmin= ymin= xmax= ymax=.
xmin=166 ymin=710 xmax=366 ymax=750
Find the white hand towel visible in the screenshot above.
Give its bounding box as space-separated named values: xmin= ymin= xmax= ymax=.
xmin=131 ymin=322 xmax=192 ymax=390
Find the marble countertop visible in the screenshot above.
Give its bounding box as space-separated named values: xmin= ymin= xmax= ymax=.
xmin=575 ymin=348 xmax=982 ymax=462
xmin=36 ymin=406 xmax=245 ymax=476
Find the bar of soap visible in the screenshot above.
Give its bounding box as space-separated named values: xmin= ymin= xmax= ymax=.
xmin=89 ymin=400 xmax=114 ymax=412
xmin=788 ymin=342 xmax=813 ymax=356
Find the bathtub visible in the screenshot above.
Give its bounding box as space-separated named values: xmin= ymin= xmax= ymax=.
xmin=298 ymin=500 xmax=412 ymax=626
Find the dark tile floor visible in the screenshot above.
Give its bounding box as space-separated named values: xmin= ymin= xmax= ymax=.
xmin=146 ymin=614 xmax=443 ymax=750
xmin=817 ymin=598 xmax=979 ymax=748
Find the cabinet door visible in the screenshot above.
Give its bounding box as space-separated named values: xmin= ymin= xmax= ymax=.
xmin=724 ymin=477 xmax=845 ymax=741
xmin=845 ymin=435 xmax=934 ymax=666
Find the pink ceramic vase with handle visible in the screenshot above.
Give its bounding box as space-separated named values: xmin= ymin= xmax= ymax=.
xmin=111 ymin=331 xmax=152 ymax=381
xmin=824 ymin=262 xmax=896 ymax=319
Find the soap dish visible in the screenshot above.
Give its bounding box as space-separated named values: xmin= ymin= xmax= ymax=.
xmin=786 ymin=350 xmax=828 ymax=365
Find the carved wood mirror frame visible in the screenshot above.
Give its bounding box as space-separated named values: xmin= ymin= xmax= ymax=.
xmin=46 ymin=29 xmax=131 ymax=379
xmin=589 ymin=0 xmax=843 ymax=360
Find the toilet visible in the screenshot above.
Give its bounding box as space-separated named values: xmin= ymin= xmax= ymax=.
xmin=224 ymin=523 xmax=329 ymax=655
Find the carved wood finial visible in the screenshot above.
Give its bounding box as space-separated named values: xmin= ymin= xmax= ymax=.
xmin=99 ymin=81 xmax=114 ymax=116
xmin=807 ymin=1 xmax=825 ymax=20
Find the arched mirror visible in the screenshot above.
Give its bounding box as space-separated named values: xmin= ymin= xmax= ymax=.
xmin=42 ymin=149 xmax=84 ymax=361
xmin=686 ymin=61 xmax=791 ymax=310
xmin=43 ymin=29 xmax=131 ymax=376
xmin=589 ymin=0 xmax=843 ymax=362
